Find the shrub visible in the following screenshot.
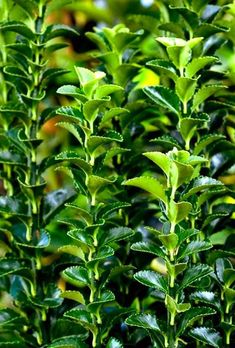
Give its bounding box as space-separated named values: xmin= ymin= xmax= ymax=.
xmin=0 ymin=1 xmax=234 ymax=347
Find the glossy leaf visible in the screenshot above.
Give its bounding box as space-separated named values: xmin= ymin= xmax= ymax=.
xmin=185 ymin=57 xmax=217 ymax=78
xmin=106 ymin=337 xmax=123 ymax=348
xmin=189 ymin=327 xmax=222 ymax=347
xmin=143 ymin=152 xmax=170 ymax=177
xmin=103 ymin=227 xmax=134 ymax=244
xmin=175 ymin=77 xmax=197 ymax=105
xmin=62 ymin=267 xmax=90 ymax=288
xmin=143 ymin=86 xmax=180 ymax=115
xmin=178 ymin=265 xmax=213 ymax=291
xmin=131 ymin=241 xmax=165 ymax=258
xmin=125 ymin=313 xmax=160 ymax=331
xmin=192 ymin=85 xmax=225 ymax=111
xmin=182 ymin=176 xmax=224 ymax=199
xmin=123 ymin=176 xmax=167 ymax=203
xmin=177 ymin=307 xmax=216 ymax=336
xmin=178 ymin=241 xmax=212 ymax=260
xmin=134 ymin=270 xmax=168 ymax=293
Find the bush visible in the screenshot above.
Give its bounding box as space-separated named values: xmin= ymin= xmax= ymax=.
xmin=0 ymin=1 xmax=234 ymax=347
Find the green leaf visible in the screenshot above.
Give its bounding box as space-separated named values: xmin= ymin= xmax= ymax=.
xmin=6 ymin=43 xmax=32 ymax=59
xmin=178 ymin=241 xmax=212 ymax=261
xmin=169 ymin=7 xmax=199 ymax=30
xmin=57 ymin=85 xmax=87 ymax=101
xmin=16 ymin=229 xmax=50 ymax=249
xmin=43 ymin=188 xmax=75 ymax=224
xmin=150 ymin=135 xmax=182 ymax=150
xmin=134 ymin=270 xmax=168 ymax=293
xmin=41 ymin=68 xmax=68 ymax=83
xmin=178 ymin=264 xmax=213 ymax=291
xmin=182 ymin=176 xmax=224 ymax=199
xmin=177 ymin=228 xmax=199 ymax=244
xmin=64 ymin=309 xmax=95 ymax=333
xmin=87 ymin=246 xmax=114 ymax=266
xmin=4 ymin=67 xmax=30 ymax=81
xmin=189 ymin=327 xmax=222 ymax=347
xmin=0 ymin=196 xmax=29 ymax=216
xmin=67 ymin=229 xmax=92 ymax=251
xmin=88 ymin=175 xmax=115 ymax=198
xmin=170 ymin=161 xmax=194 ymax=190
xmin=0 ymin=308 xmax=23 ymax=327
xmin=180 ymin=113 xmax=209 ymax=145
xmin=224 ymin=288 xmax=235 ymax=314
xmin=146 ymin=59 xmax=177 ymax=82
xmin=0 ymin=258 xmax=31 ymax=279
xmin=47 ymin=337 xmax=88 ymax=348
xmin=195 ymin=23 xmax=229 ymax=38
xmin=168 ymin=201 xmax=192 ymax=225
xmin=106 ymin=337 xmax=123 ymax=348
xmin=87 ymin=132 xmax=122 ymax=155
xmin=123 ymin=176 xmax=167 ymax=203
xmin=159 ymin=233 xmax=178 ymax=250
xmin=223 ymin=269 xmax=235 ymax=288
xmin=131 ymin=241 xmax=165 ymax=258
xmin=62 ymin=266 xmax=90 ymax=288
xmin=167 ymin=45 xmax=191 ymax=71
xmin=190 ymin=291 xmax=221 ymax=311
xmin=46 ymin=24 xmax=79 ymax=40
xmin=175 ymin=77 xmax=197 ymax=105
xmin=143 ymin=86 xmax=180 ymax=115
xmin=95 ymin=84 xmax=123 ymax=99
xmin=156 ymin=37 xmax=187 ymax=47
xmin=143 ymin=152 xmax=170 ymax=177
xmin=103 ymin=147 xmax=130 ymax=164
xmin=61 ymin=290 xmax=85 ymax=305
xmin=101 ymin=107 xmax=129 ymax=124
xmin=177 ymin=307 xmax=216 ymax=336
xmin=88 ymin=290 xmax=115 ymax=312
xmin=65 ymin=204 xmax=92 ymax=225
xmin=165 ymin=295 xmax=190 ymax=322
xmin=103 ymin=227 xmax=134 ymax=244
xmin=185 ymin=57 xmax=218 ymax=78
xmin=192 ymin=85 xmax=225 ymax=111
xmin=97 ymin=202 xmax=130 ymax=219
xmin=193 ymin=134 xmax=225 ymax=155
xmin=56 ymin=122 xmax=83 ymax=145
xmin=125 ymin=313 xmax=160 ymax=331
xmin=58 ymin=245 xmax=85 ymax=260
xmin=0 ymin=21 xmax=34 ymax=39
xmin=76 ymin=67 xmax=106 ymax=97
xmin=83 ymin=98 xmax=110 ymax=124
xmin=56 ymin=106 xmax=83 ymax=123
xmin=13 ymin=0 xmax=38 ymax=18
xmin=55 ymin=152 xmax=92 ymax=175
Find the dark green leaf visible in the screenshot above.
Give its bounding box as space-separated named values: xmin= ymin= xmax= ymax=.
xmin=143 ymin=86 xmax=180 ymax=115
xmin=131 ymin=241 xmax=165 ymax=258
xmin=189 ymin=327 xmax=222 ymax=347
xmin=177 ymin=307 xmax=216 ymax=336
xmin=106 ymin=337 xmax=123 ymax=348
xmin=178 ymin=265 xmax=213 ymax=291
xmin=104 ymin=227 xmax=134 ymax=244
xmin=182 ymin=176 xmax=224 ymax=199
xmin=178 ymin=241 xmax=212 ymax=261
xmin=62 ymin=267 xmax=90 ymax=287
xmin=125 ymin=313 xmax=160 ymax=331
xmin=0 ymin=21 xmax=34 ymax=39
xmin=134 ymin=270 xmax=168 ymax=293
